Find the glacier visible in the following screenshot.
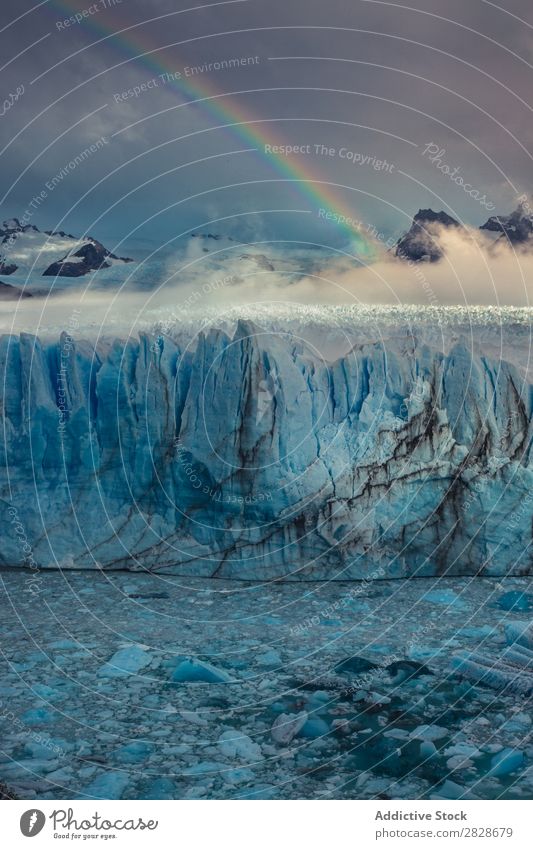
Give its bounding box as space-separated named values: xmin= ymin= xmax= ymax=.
xmin=1 ymin=316 xmax=532 ymax=579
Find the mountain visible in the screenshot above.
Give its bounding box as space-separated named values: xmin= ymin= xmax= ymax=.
xmin=1 ymin=320 xmax=530 ymax=578
xmin=395 ymin=209 xmax=461 ymax=262
xmin=42 ymin=239 xmax=132 ymax=277
xmin=0 ymin=218 xmax=133 ymax=277
xmin=480 ymin=202 xmax=533 ymax=245
xmin=396 ymin=201 xmax=533 ymax=264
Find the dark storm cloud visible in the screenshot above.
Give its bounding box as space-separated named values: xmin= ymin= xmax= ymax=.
xmin=1 ymin=0 xmax=532 ymax=251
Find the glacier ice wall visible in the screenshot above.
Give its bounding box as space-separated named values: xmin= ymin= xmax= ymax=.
xmin=1 ymin=319 xmax=532 ymax=579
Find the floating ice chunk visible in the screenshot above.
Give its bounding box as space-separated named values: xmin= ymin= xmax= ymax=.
xmin=46 ymin=767 xmax=73 ymax=783
xmin=180 ymin=710 xmax=209 ymax=726
xmin=256 ymin=649 xmax=282 ymax=667
xmin=361 ymin=777 xmax=392 ymax=796
xmin=218 ymin=729 xmax=263 ymax=763
xmin=407 ymin=645 xmax=442 ymax=662
xmin=489 ymin=748 xmax=524 ymax=777
xmin=331 ymin=718 xmax=351 ymax=735
xmin=504 ymin=644 xmax=533 ymax=668
xmin=496 ymin=592 xmax=533 ymax=612
xmin=422 ymin=589 xmax=466 ymax=607
xmin=49 ymin=640 xmax=80 ymax=650
xmin=436 ymin=779 xmax=477 ymax=800
xmin=224 ymin=767 xmax=256 ymax=785
xmin=420 ymin=741 xmax=438 ymax=758
xmin=383 ymin=728 xmax=410 ymax=741
xmin=114 ymin=741 xmax=152 ymax=764
xmin=183 ymin=761 xmax=224 ymax=777
xmin=97 ymin=645 xmax=152 ymax=678
xmin=171 ymin=658 xmax=231 ymax=683
xmin=444 ymin=742 xmax=481 ymax=759
xmin=83 ymin=772 xmax=130 ymax=799
xmin=447 ymin=755 xmax=473 ymax=771
xmin=387 ymin=660 xmax=432 ymax=683
xmin=304 ymin=691 xmax=332 ymax=715
xmin=235 ymin=783 xmax=277 ymax=799
xmin=145 ymin=778 xmax=176 ymax=799
xmin=451 ymin=652 xmax=533 ymax=695
xmin=505 ymin=621 xmax=533 ymax=650
xmin=297 ymin=717 xmax=330 ymax=739
xmin=368 ymin=692 xmax=391 ymax=705
xmin=353 ymin=690 xmax=370 ymax=702
xmin=271 ymin=711 xmax=308 ymax=745
xmin=258 ymin=678 xmax=277 ymax=691
xmin=23 ymin=739 xmax=67 ymax=760
xmin=21 ymin=707 xmax=56 ymax=725
xmin=409 ymin=724 xmax=448 ymax=742
xmin=335 ymin=656 xmax=377 ymax=676
xmin=457 ymin=625 xmax=495 ymax=639
xmin=28 ymin=684 xmax=62 ymax=702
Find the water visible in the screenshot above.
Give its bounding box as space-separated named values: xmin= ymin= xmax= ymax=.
xmin=1 ymin=570 xmax=531 ymax=800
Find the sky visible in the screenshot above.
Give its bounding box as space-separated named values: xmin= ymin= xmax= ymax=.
xmin=1 ymin=0 xmax=533 ymax=262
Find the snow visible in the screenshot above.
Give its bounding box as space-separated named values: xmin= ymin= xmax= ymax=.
xmin=0 ymin=220 xmax=132 ymax=291
xmin=60 ymin=252 xmax=86 ymax=264
xmin=1 ymin=230 xmax=87 ymax=274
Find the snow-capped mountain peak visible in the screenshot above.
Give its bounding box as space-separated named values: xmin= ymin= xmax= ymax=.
xmin=0 ymin=218 xmax=133 ymax=278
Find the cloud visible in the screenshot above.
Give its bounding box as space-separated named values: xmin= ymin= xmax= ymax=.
xmin=310 ymin=225 xmax=533 ymax=307
xmin=164 ymin=224 xmax=533 ymax=308
xmin=1 ymin=222 xmax=531 ymax=345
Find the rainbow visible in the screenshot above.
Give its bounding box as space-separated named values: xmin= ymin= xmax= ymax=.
xmin=45 ymin=0 xmax=375 ymax=256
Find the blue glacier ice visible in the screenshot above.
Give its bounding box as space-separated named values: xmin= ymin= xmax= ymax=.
xmin=97 ymin=646 xmax=152 ymax=678
xmin=82 ymin=772 xmax=130 ymax=800
xmin=171 ymin=658 xmax=232 ymax=683
xmin=506 ymin=620 xmax=533 ymax=649
xmin=488 ymin=748 xmax=525 ymax=777
xmin=113 ymin=741 xmax=153 ymax=764
xmin=297 ymin=717 xmax=331 ymax=739
xmin=1 ymin=318 xmax=532 ymax=578
xmin=496 ymin=591 xmax=533 ymax=611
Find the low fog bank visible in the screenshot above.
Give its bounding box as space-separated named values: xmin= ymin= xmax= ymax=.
xmin=0 ymin=224 xmax=531 ymax=346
